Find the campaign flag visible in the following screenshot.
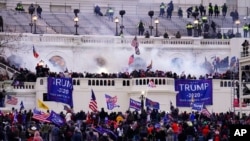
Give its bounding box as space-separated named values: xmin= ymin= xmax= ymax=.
xmin=94 ymin=127 xmax=118 ymax=140
xmin=38 ymin=99 xmax=49 ymax=110
xmin=47 ymin=110 xmax=65 ymax=127
xmin=129 ymin=98 xmax=141 ymax=110
xmin=148 ymin=79 xmax=156 ymax=88
xmin=6 ymin=95 xmax=18 ymax=105
xmin=89 ymin=89 xmax=98 ymax=112
xmin=47 ymin=77 xmax=73 ymax=107
xmin=131 ymin=36 xmax=140 ymax=55
xmin=20 ymin=101 xmax=24 ymax=111
xmin=175 ymin=79 xmax=213 ymax=107
xmin=128 ymin=54 xmax=134 ymax=65
xmin=192 ymin=102 xmax=204 ymax=111
xmin=105 ymin=94 xmax=120 ymax=110
xmin=201 ymin=105 xmax=211 ymax=118
xmin=33 ymin=45 xmax=39 ymax=58
xmin=145 ymin=98 xmax=160 ymax=109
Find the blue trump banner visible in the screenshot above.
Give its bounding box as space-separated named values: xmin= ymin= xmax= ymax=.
xmin=129 ymin=98 xmax=141 ymax=110
xmin=175 ymin=79 xmax=213 ymax=107
xmin=47 ymin=110 xmax=65 ymax=127
xmin=145 ymin=98 xmax=160 ymax=110
xmin=47 ymin=77 xmax=73 ymax=107
xmin=192 ymin=102 xmax=204 ymax=111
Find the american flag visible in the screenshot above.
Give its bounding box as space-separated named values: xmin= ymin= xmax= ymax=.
xmin=6 ymin=95 xmax=18 ymax=105
xmin=89 ymin=89 xmax=98 ymax=112
xmin=201 ymin=105 xmax=211 ymax=118
xmin=131 ymin=36 xmax=139 ymax=48
xmin=128 ymin=54 xmax=134 ymax=65
xmin=33 ymin=45 xmax=39 ymax=58
xmin=148 ymin=80 xmax=156 ymax=88
xmin=32 ymin=112 xmax=51 ymax=123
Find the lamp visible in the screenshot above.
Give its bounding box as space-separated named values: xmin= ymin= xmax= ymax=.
xmin=235 ymin=19 xmax=241 ymax=37
xmin=119 ymin=10 xmax=126 ymax=34
xmin=32 ymin=15 xmax=37 ymax=34
xmin=74 ymin=16 xmax=79 ymax=35
xmin=148 ymin=11 xmax=154 ymax=36
xmin=114 ymin=17 xmax=119 ymax=36
xmin=154 ymin=18 xmax=159 ymax=37
xmin=140 ymin=91 xmax=145 ymax=111
xmin=193 ymin=19 xmax=199 ymax=37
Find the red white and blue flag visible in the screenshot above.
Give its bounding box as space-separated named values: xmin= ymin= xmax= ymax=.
xmin=105 ymin=94 xmax=120 ymax=110
xmin=128 ymin=54 xmax=134 ymax=65
xmin=146 ymin=98 xmax=160 ymax=110
xmin=148 ymin=79 xmax=156 ymax=88
xmin=131 ymin=36 xmax=140 ymax=55
xmin=6 ymin=95 xmax=18 ymax=105
xmin=201 ymin=105 xmax=211 ymax=118
xmin=33 ymin=45 xmax=39 ymax=58
xmin=89 ymin=89 xmax=98 ymax=112
xmin=32 ymin=111 xmax=51 ymax=123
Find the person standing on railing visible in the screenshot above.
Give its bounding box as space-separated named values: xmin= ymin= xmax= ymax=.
xmin=37 ymin=5 xmax=43 ymax=19
xmin=214 ymin=4 xmax=219 ymax=17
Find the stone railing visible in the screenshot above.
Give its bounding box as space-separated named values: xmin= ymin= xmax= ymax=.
xmin=0 ymin=77 xmax=235 ymax=92
xmin=0 ymin=33 xmax=231 ymax=48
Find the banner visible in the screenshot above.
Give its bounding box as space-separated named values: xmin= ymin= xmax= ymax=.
xmin=47 ymin=77 xmax=73 ymax=107
xmin=191 ymin=102 xmax=204 ymax=111
xmin=105 ymin=94 xmax=120 ymax=110
xmin=175 ymin=79 xmax=213 ymax=107
xmin=47 ymin=110 xmax=65 ymax=127
xmin=145 ymin=98 xmax=160 ymax=110
xmin=129 ymin=98 xmax=141 ymax=110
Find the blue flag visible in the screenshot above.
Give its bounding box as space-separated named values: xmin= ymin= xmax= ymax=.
xmin=129 ymin=98 xmax=141 ymax=110
xmin=105 ymin=94 xmax=120 ymax=110
xmin=47 ymin=77 xmax=74 ymax=107
xmin=145 ymin=98 xmax=160 ymax=110
xmin=192 ymin=102 xmax=204 ymax=111
xmin=20 ymin=101 xmax=24 ymax=111
xmin=47 ymin=110 xmax=65 ymax=127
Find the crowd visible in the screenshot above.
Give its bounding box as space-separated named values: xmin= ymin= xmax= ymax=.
xmin=0 ymin=102 xmax=249 ymax=141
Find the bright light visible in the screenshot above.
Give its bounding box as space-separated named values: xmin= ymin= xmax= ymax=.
xmin=154 ymin=18 xmax=159 ymax=24
xmin=98 ymin=67 xmax=108 ymax=73
xmin=114 ymin=17 xmax=119 ymax=23
xmin=74 ymin=17 xmax=79 ymax=22
xmin=235 ymin=20 xmax=240 ymax=25
xmin=33 ymin=15 xmax=37 ymax=21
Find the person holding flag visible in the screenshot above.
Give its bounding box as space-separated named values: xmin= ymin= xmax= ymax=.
xmin=131 ymin=36 xmax=140 ymax=55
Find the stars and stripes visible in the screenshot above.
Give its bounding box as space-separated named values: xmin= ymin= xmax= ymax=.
xmin=128 ymin=54 xmax=134 ymax=65
xmin=6 ymin=95 xmax=18 ymax=105
xmin=89 ymin=89 xmax=98 ymax=112
xmin=33 ymin=45 xmax=39 ymax=58
xmin=201 ymin=105 xmax=211 ymax=118
xmin=148 ymin=79 xmax=156 ymax=88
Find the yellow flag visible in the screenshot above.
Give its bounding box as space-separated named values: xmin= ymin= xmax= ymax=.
xmin=38 ymin=99 xmax=49 ymax=110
